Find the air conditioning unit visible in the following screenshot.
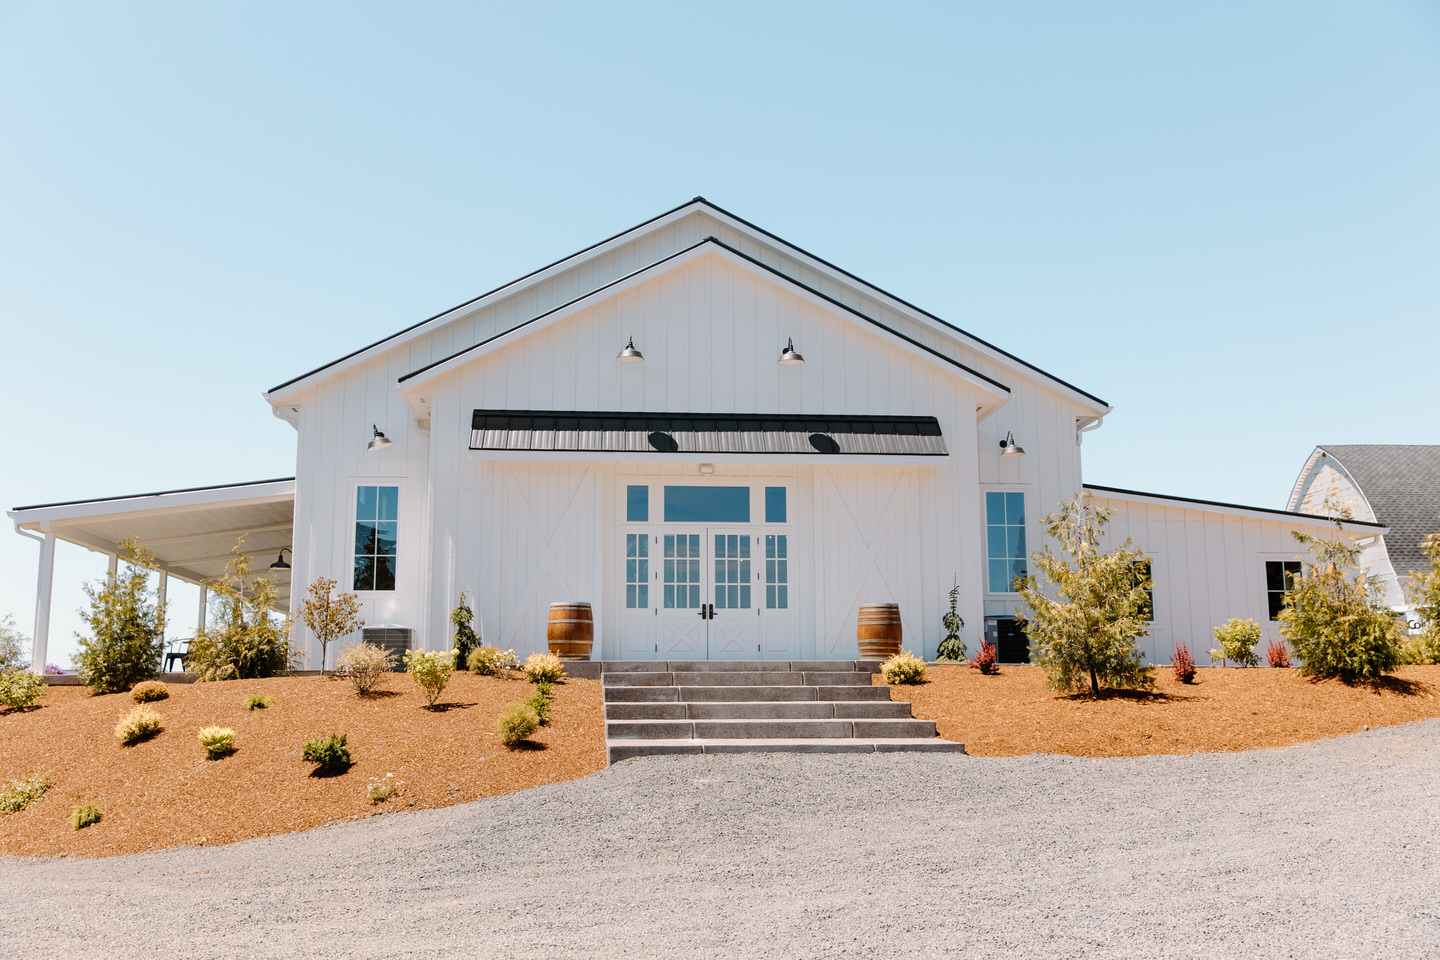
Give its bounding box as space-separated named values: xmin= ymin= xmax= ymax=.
xmin=361 ymin=625 xmax=413 ymax=670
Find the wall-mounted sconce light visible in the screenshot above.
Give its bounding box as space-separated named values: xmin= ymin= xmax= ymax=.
xmin=616 ymin=337 xmax=644 ymax=362
xmin=367 ymin=424 xmax=393 ymax=452
xmin=999 ymin=431 xmax=1026 ymax=458
xmin=269 ymin=547 xmax=292 ymax=571
xmin=778 ymin=337 xmax=805 ymax=365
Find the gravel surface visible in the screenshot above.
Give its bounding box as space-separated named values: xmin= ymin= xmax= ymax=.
xmin=4 ymin=721 xmax=1439 ymax=959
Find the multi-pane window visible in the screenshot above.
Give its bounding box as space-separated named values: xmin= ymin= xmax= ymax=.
xmin=625 ymin=534 xmax=649 ymax=609
xmin=1266 ymin=560 xmax=1303 ymax=620
xmin=713 ymin=534 xmax=751 ymax=609
xmin=663 ymin=534 xmax=701 ymax=609
xmin=766 ymin=535 xmax=789 ymax=609
xmin=986 ymin=491 xmax=1027 ymax=593
xmin=353 ymin=485 xmax=398 ymax=591
xmin=1132 ymin=559 xmax=1154 ymax=621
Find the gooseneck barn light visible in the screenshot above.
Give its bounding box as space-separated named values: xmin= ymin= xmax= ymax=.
xmin=999 ymin=431 xmax=1026 ymax=458
xmin=367 ymin=424 xmax=393 ymax=452
xmin=616 ymin=337 xmax=645 ymax=362
xmin=269 ymin=547 xmax=292 ymax=571
xmin=778 ymin=337 xmax=805 ymax=365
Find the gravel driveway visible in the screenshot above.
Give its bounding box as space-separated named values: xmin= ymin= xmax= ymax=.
xmin=4 ymin=721 xmax=1438 ymax=959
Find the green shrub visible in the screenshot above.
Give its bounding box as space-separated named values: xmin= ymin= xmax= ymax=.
xmin=302 ymin=733 xmax=352 ymax=772
xmin=245 ymin=694 xmax=274 ymax=710
xmin=198 ymin=726 xmax=236 ymax=759
xmin=367 ymin=773 xmax=404 ymax=804
xmin=468 ymin=645 xmax=520 ymax=677
xmin=73 ymin=540 xmax=166 ymax=694
xmin=71 ymin=802 xmax=102 ymax=830
xmin=1213 ymin=618 xmax=1262 ymax=667
xmin=497 ymin=702 xmax=539 ymax=747
xmin=115 ymin=705 xmax=163 ymax=745
xmin=450 ymin=591 xmax=480 ymax=669
xmin=336 ymin=642 xmax=395 ymax=696
xmin=404 ymin=649 xmax=454 ymax=707
xmin=186 ymin=545 xmax=299 ymax=682
xmin=936 ymin=584 xmax=967 ymax=662
xmin=0 ymin=614 xmax=30 ymax=673
xmin=0 ymin=669 xmax=46 ymax=710
xmin=526 ymin=680 xmax=554 ymax=725
xmin=0 ymin=774 xmax=49 ymax=813
xmin=1399 ymin=632 xmax=1440 ymax=666
xmin=879 ymin=649 xmax=927 ymax=685
xmin=129 ymin=680 xmax=169 ymax=703
xmin=523 ymin=653 xmax=566 ymax=684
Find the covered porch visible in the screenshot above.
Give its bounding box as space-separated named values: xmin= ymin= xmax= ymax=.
xmin=7 ymin=478 xmax=295 ymax=672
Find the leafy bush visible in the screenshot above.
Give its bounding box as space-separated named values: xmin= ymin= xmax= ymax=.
xmin=497 ymin=702 xmax=539 ymax=747
xmin=1279 ymin=516 xmax=1403 ymax=680
xmin=0 ymin=615 xmax=30 ymax=673
xmin=1172 ymin=641 xmax=1196 ymax=683
xmin=404 ymin=649 xmax=454 ymax=707
xmin=1213 ymin=618 xmax=1261 ymax=667
xmin=186 ymin=544 xmax=299 ymax=682
xmin=450 ymin=591 xmax=480 ymax=669
xmin=302 ymin=733 xmax=352 ymax=772
xmin=526 ymin=680 xmax=554 ymax=726
xmin=367 ymin=773 xmax=404 ymax=804
xmin=1266 ymin=639 xmax=1293 ymax=669
xmin=336 ymin=642 xmax=396 ymax=696
xmin=523 ymin=653 xmax=566 ymax=684
xmin=115 ymin=705 xmax=163 ymax=745
xmin=0 ymin=669 xmax=46 ymax=710
xmin=0 ymin=774 xmax=49 ymax=813
xmin=936 ymin=585 xmax=967 ymax=662
xmin=245 ymin=694 xmax=274 ymax=710
xmin=129 ymin=680 xmax=169 ymax=703
xmin=71 ymin=803 xmax=102 ymax=830
xmin=1404 ymin=524 xmax=1440 ymax=658
xmin=879 ymin=649 xmax=927 ymax=685
xmin=1018 ymin=497 xmax=1155 ymax=695
xmin=468 ymin=645 xmax=520 ymax=677
xmin=198 ymin=726 xmax=236 ymax=759
xmin=969 ymin=640 xmax=998 ymax=676
xmin=1399 ymin=634 xmax=1440 ymax=666
xmin=73 ymin=540 xmax=166 ymax=694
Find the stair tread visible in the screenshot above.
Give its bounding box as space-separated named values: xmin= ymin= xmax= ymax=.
xmin=606 ymin=737 xmax=967 ymax=758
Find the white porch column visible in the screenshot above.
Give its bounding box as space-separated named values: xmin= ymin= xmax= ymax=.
xmin=31 ymin=533 xmax=56 ymax=674
xmin=107 ymin=552 xmax=118 ymax=579
xmin=157 ymin=569 xmax=168 ymax=627
xmin=196 ymin=587 xmax=208 ymax=636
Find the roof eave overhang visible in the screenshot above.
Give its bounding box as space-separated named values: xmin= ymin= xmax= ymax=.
xmin=9 ymin=479 xmax=297 ymax=529
xmin=1085 ymin=484 xmax=1389 ymax=533
xmin=468 ymin=450 xmax=948 ymax=465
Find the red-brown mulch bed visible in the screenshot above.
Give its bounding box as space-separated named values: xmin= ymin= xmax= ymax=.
xmin=0 ymin=671 xmax=605 ymax=859
xmin=885 ymin=663 xmax=1440 ymax=757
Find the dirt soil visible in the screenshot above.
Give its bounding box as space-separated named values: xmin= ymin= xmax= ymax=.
xmin=0 ymin=671 xmax=605 ymax=859
xmin=889 ymin=663 xmax=1440 ymax=757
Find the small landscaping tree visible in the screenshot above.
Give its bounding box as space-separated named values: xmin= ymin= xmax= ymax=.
xmin=299 ymin=576 xmax=365 ymax=676
xmin=1401 ymin=520 xmax=1440 ymax=665
xmin=935 ymin=584 xmax=966 ymax=662
xmin=1017 ymin=496 xmax=1155 ymax=696
xmin=73 ymin=540 xmax=167 ymax=694
xmin=1277 ymin=515 xmax=1403 ymax=680
xmin=450 ymin=591 xmax=480 ymax=669
xmin=1213 ymin=618 xmax=1261 ymax=667
xmin=186 ymin=542 xmax=298 ymax=682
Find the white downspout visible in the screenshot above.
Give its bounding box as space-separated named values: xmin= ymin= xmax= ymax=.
xmin=1077 ymin=416 xmax=1105 ymax=446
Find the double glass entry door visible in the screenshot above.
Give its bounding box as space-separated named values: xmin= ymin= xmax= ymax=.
xmin=624 ymin=528 xmax=792 ymax=659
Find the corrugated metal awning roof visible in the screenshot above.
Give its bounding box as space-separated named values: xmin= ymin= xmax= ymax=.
xmin=469 ymin=411 xmax=948 ymax=457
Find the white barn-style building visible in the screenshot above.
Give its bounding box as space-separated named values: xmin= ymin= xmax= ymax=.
xmin=8 ymin=199 xmax=1389 ymax=670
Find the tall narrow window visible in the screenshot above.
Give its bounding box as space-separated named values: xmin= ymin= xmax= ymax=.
xmin=625 ymin=534 xmax=649 ymax=609
xmin=1132 ymin=559 xmax=1154 ymax=621
xmin=626 ymin=485 xmax=649 ymax=522
xmin=766 ymin=535 xmax=788 ymax=609
xmin=1266 ymin=560 xmax=1302 ymax=620
xmin=354 ymin=485 xmax=398 ymax=591
xmin=986 ymin=491 xmax=1026 ymax=593
xmin=663 ymin=534 xmax=701 ymax=609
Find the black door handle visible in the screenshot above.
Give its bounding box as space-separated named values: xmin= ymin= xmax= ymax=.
xmin=695 ymin=603 xmax=716 ymax=620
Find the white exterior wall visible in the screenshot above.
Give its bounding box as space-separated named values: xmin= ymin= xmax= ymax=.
xmin=1291 ymin=458 xmax=1405 ymax=608
xmin=1091 ymin=493 xmax=1336 ymax=666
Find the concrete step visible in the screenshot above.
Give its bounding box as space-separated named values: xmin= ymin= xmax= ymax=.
xmin=605 ymin=718 xmax=939 ymax=740
xmin=607 ymin=737 xmax=967 ymax=763
xmin=604 ymin=684 xmax=892 ymax=703
xmin=599 ymin=660 xmax=880 ymax=673
xmin=604 ymin=670 xmax=873 ymax=687
xmin=604 ymin=700 xmax=915 ymax=721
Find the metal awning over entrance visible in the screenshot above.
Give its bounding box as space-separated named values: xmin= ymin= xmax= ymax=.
xmin=469 ymin=411 xmax=948 ymax=459
xmin=8 ymin=478 xmax=295 ymax=671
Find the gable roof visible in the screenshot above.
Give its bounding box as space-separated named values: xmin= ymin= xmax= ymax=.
xmin=1085 ymin=483 xmax=1388 ymax=531
xmin=1291 ymin=445 xmax=1440 ymax=576
xmin=265 ymin=198 xmax=1107 ymax=412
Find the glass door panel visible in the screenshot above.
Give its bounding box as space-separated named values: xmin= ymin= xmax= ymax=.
xmin=663 ymin=534 xmax=702 ymax=609
xmin=713 ymin=533 xmax=751 ymax=610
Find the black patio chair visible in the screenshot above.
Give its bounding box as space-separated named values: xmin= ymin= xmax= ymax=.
xmin=164 ymin=638 xmax=193 ymax=672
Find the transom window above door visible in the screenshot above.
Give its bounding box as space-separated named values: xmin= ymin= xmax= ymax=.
xmin=622 ymin=483 xmax=790 ymax=525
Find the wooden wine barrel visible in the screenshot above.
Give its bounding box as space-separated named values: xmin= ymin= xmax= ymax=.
xmin=547 ymin=602 xmax=594 ymax=660
xmin=857 ymin=603 xmax=903 ymax=659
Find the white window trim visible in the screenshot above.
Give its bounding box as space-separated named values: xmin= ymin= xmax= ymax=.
xmin=982 ymin=486 xmax=1031 ymax=599
xmin=349 ymin=479 xmax=402 ymax=596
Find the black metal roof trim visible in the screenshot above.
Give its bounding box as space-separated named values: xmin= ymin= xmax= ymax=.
xmin=12 ymin=478 xmax=296 ymax=513
xmin=401 ymin=236 xmax=1010 ymax=394
xmin=1083 ymin=483 xmax=1388 ymax=530
xmin=469 ymin=411 xmax=948 ymax=457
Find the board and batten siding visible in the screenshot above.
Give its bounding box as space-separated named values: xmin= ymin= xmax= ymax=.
xmin=1089 ymin=493 xmax=1323 ymax=666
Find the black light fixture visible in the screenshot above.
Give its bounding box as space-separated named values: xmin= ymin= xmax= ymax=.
xmin=616 ymin=337 xmax=644 ymax=362
xmin=269 ymin=547 xmax=292 ymax=571
xmin=999 ymin=431 xmax=1026 ymax=458
xmin=778 ymin=337 xmax=805 ymax=365
xmin=367 ymin=424 xmax=393 ymax=452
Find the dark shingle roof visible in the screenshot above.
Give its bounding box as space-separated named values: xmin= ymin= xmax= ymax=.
xmin=1320 ymin=445 xmax=1440 ymax=576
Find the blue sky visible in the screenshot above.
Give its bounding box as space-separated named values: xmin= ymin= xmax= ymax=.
xmin=2 ymin=1 xmax=1437 ymax=667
